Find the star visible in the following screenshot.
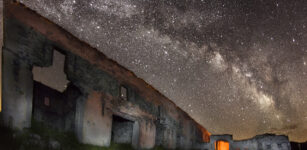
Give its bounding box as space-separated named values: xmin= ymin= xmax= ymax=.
xmin=20 ymin=0 xmax=307 ymax=142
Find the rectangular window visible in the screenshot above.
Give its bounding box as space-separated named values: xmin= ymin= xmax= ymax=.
xmin=120 ymin=86 xmax=128 ymax=100
xmin=44 ymin=97 xmax=50 ymax=106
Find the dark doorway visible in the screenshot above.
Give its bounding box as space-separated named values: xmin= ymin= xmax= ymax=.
xmin=32 ymin=81 xmax=81 ymax=131
xmin=111 ymin=115 xmax=134 ymax=144
xmin=291 ymin=142 xmax=307 ymax=150
xmin=32 ymin=49 xmax=82 ymax=132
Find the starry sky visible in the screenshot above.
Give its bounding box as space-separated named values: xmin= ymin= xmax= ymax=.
xmin=18 ymin=0 xmax=307 ymax=142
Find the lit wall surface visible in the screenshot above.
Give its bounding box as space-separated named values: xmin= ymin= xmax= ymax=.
xmin=215 ymin=141 xmax=230 ymax=150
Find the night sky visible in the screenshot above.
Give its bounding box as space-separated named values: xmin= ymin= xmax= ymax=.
xmin=19 ymin=0 xmax=307 ymax=142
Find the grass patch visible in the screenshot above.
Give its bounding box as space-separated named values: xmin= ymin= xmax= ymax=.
xmin=0 ymin=119 xmax=171 ymax=150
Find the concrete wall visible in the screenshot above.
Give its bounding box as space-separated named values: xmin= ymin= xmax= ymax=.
xmin=156 ymin=102 xmax=182 ymax=149
xmin=180 ymin=119 xmax=195 ymax=149
xmin=111 ymin=116 xmax=134 ymax=144
xmin=163 ymin=127 xmax=177 ymax=149
xmin=232 ymin=139 xmax=257 ymax=150
xmin=3 ymin=7 xmax=208 ymax=150
xmin=2 ymin=49 xmax=33 ymax=130
xmin=255 ymin=135 xmax=291 ymax=150
xmin=74 ymin=92 xmax=86 ymax=143
xmin=198 ymin=134 xmax=290 ymax=150
xmin=2 ymin=10 xmax=53 ymax=130
xmin=154 ymin=101 xmax=206 ymax=150
xmin=32 ymin=81 xmax=80 ymax=131
xmin=74 ymin=89 xmax=157 ymax=149
xmin=77 ymin=91 xmax=113 ymax=147
xmin=138 ymin=120 xmax=156 ymax=149
xmin=32 ymin=81 xmax=65 ymax=130
xmin=132 ymin=121 xmax=140 ymax=149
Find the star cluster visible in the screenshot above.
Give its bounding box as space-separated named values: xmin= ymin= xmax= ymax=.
xmin=19 ymin=0 xmax=307 ymax=142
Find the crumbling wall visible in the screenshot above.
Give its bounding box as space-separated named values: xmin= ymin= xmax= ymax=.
xmin=78 ymin=91 xmax=113 ymax=147
xmin=32 ymin=81 xmax=80 ymax=131
xmin=2 ymin=15 xmax=53 ymax=130
xmin=154 ymin=98 xmax=206 ymax=150
xmin=254 ymin=134 xmax=291 ymax=150
xmin=198 ymin=134 xmax=290 ymax=150
xmin=232 ymin=139 xmax=257 ymax=150
xmin=127 ymin=87 xmax=159 ymax=117
xmin=63 ymin=83 xmax=82 ymax=131
xmin=33 ymin=81 xmax=65 ymax=130
xmin=65 ymin=53 xmax=120 ymax=97
xmin=132 ymin=121 xmax=140 ymax=149
xmin=138 ymin=120 xmax=156 ymax=149
xmin=181 ymin=119 xmax=199 ymax=149
xmin=2 ymin=49 xmax=33 ymax=129
xmin=3 ymin=5 xmax=208 ymax=150
xmin=65 ymin=51 xmax=159 ymax=149
xmin=155 ymin=105 xmax=178 ymax=149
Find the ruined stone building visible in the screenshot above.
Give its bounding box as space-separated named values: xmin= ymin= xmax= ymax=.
xmin=196 ymin=134 xmax=291 ymax=150
xmin=1 ymin=2 xmax=209 ymax=149
xmin=1 ymin=2 xmax=292 ymax=150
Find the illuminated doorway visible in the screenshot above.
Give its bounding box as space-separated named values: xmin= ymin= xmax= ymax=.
xmin=215 ymin=140 xmax=230 ymax=150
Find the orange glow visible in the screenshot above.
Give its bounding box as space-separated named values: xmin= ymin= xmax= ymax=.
xmin=215 ymin=141 xmax=230 ymax=150
xmin=196 ymin=124 xmax=211 ymax=142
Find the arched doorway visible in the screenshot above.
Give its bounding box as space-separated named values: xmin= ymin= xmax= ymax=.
xmin=215 ymin=140 xmax=230 ymax=150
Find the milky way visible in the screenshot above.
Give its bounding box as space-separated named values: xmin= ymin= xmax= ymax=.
xmin=18 ymin=0 xmax=307 ymax=142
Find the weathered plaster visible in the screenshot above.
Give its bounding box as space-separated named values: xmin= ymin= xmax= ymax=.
xmin=197 ymin=134 xmax=290 ymax=150
xmin=138 ymin=120 xmax=156 ymax=149
xmin=80 ymin=91 xmax=113 ymax=147
xmin=2 ymin=49 xmax=33 ymax=129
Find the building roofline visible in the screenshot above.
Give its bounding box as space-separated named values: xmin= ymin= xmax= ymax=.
xmin=4 ymin=1 xmax=210 ymax=138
